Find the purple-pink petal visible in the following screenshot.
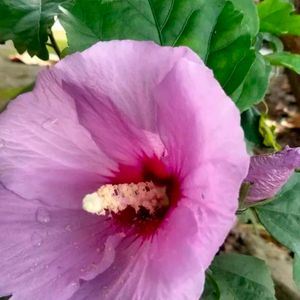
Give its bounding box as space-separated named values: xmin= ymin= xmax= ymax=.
xmin=0 ymin=40 xmax=249 ymax=300
xmin=245 ymin=146 xmax=300 ymax=202
xmin=0 ymin=186 xmax=118 ymax=300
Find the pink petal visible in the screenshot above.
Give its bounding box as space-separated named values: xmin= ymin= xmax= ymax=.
xmin=0 ymin=185 xmax=127 ymax=300
xmin=66 ymin=205 xmax=205 ymax=300
xmin=0 ymin=89 xmax=110 ymax=209
xmin=69 ymin=54 xmax=249 ymax=300
xmin=154 ymin=59 xmax=249 ymax=269
xmin=53 ymin=40 xmax=199 ymax=132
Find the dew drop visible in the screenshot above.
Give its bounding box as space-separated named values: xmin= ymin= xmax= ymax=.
xmin=65 ymin=224 xmax=72 ymax=232
xmin=31 ymin=232 xmax=43 ymax=247
xmin=42 ymin=118 xmax=58 ymax=129
xmin=36 ymin=207 xmax=51 ymax=224
xmin=69 ymin=281 xmax=80 ymax=291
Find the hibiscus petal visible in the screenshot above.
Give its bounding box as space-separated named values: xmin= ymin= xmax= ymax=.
xmin=52 ymin=40 xmax=199 ymax=132
xmin=67 ymin=56 xmax=249 ymax=300
xmin=245 ymin=146 xmax=300 ymax=202
xmin=154 ymin=59 xmax=249 ymax=269
xmin=0 ymin=185 xmax=125 ymax=300
xmin=0 ymin=86 xmax=111 ymax=209
xmin=66 ymin=205 xmax=205 ymax=300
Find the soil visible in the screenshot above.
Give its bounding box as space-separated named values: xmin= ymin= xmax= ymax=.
xmin=263 ymin=72 xmax=300 ymax=147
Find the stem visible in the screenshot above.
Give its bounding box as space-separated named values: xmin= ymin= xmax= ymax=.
xmin=48 ymin=29 xmax=61 ymax=59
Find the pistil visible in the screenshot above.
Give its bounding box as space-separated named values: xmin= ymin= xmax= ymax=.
xmin=82 ymin=181 xmax=169 ymax=216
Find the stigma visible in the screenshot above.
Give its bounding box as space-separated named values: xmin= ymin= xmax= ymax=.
xmin=82 ymin=181 xmax=169 ymax=216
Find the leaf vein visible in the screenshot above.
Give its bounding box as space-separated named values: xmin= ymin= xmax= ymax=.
xmin=147 ymin=0 xmax=163 ymax=44
xmin=160 ymin=0 xmax=174 ymax=32
xmin=126 ymin=0 xmax=156 ymax=26
xmin=172 ymin=9 xmax=197 ymax=46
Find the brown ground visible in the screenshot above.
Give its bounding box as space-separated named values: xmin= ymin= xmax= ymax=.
xmin=263 ymin=72 xmax=300 ymax=147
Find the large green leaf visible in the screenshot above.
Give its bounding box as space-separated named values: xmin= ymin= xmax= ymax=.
xmin=256 ymin=172 xmax=300 ymax=252
xmin=60 ymin=0 xmax=223 ymax=58
xmin=258 ymin=0 xmax=300 ymax=35
xmin=201 ymin=272 xmax=220 ymax=300
xmin=0 ymin=0 xmax=73 ymax=60
xmin=229 ymin=0 xmax=259 ymax=37
xmin=265 ymin=51 xmax=300 ymax=74
xmin=205 ymin=2 xmax=256 ymax=95
xmin=230 ymin=53 xmax=271 ymax=111
xmin=207 ymin=254 xmax=275 ymax=300
xmin=59 ymin=0 xmax=257 ymax=98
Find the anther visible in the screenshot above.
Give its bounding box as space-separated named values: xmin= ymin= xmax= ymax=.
xmin=82 ymin=181 xmax=168 ymax=216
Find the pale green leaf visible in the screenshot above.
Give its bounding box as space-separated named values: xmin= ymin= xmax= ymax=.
xmin=265 ymin=51 xmax=300 ymax=74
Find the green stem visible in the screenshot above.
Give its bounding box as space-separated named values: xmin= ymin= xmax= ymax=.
xmin=48 ymin=29 xmax=61 ymax=59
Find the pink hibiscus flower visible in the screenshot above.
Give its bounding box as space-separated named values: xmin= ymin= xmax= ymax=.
xmin=0 ymin=40 xmax=249 ymax=300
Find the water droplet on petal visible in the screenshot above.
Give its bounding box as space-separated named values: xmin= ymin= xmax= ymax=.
xmin=69 ymin=281 xmax=80 ymax=290
xmin=36 ymin=207 xmax=51 ymax=224
xmin=31 ymin=232 xmax=43 ymax=247
xmin=65 ymin=281 xmax=80 ymax=294
xmin=42 ymin=118 xmax=58 ymax=129
xmin=65 ymin=224 xmax=72 ymax=232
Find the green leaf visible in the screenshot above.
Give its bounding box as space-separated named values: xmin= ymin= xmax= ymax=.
xmin=209 ymin=254 xmax=276 ymax=300
xmin=294 ymin=253 xmax=300 ymax=291
xmin=258 ymin=0 xmax=300 ymax=36
xmin=201 ymin=271 xmax=220 ymax=300
xmin=0 ymin=83 xmax=35 ymax=113
xmin=206 ymin=2 xmax=256 ymax=95
xmin=231 ymin=53 xmax=271 ymax=111
xmin=241 ymin=107 xmax=263 ymax=146
xmin=0 ymin=0 xmax=73 ymax=60
xmin=265 ymin=51 xmax=300 ymax=74
xmin=229 ymin=0 xmax=259 ymax=37
xmin=59 ymin=0 xmax=221 ymax=58
xmin=256 ymin=172 xmax=300 ymax=252
xmin=59 ymin=0 xmax=258 ymax=99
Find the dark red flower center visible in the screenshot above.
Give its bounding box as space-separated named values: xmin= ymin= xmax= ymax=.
xmin=110 ymin=156 xmax=181 ymax=237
